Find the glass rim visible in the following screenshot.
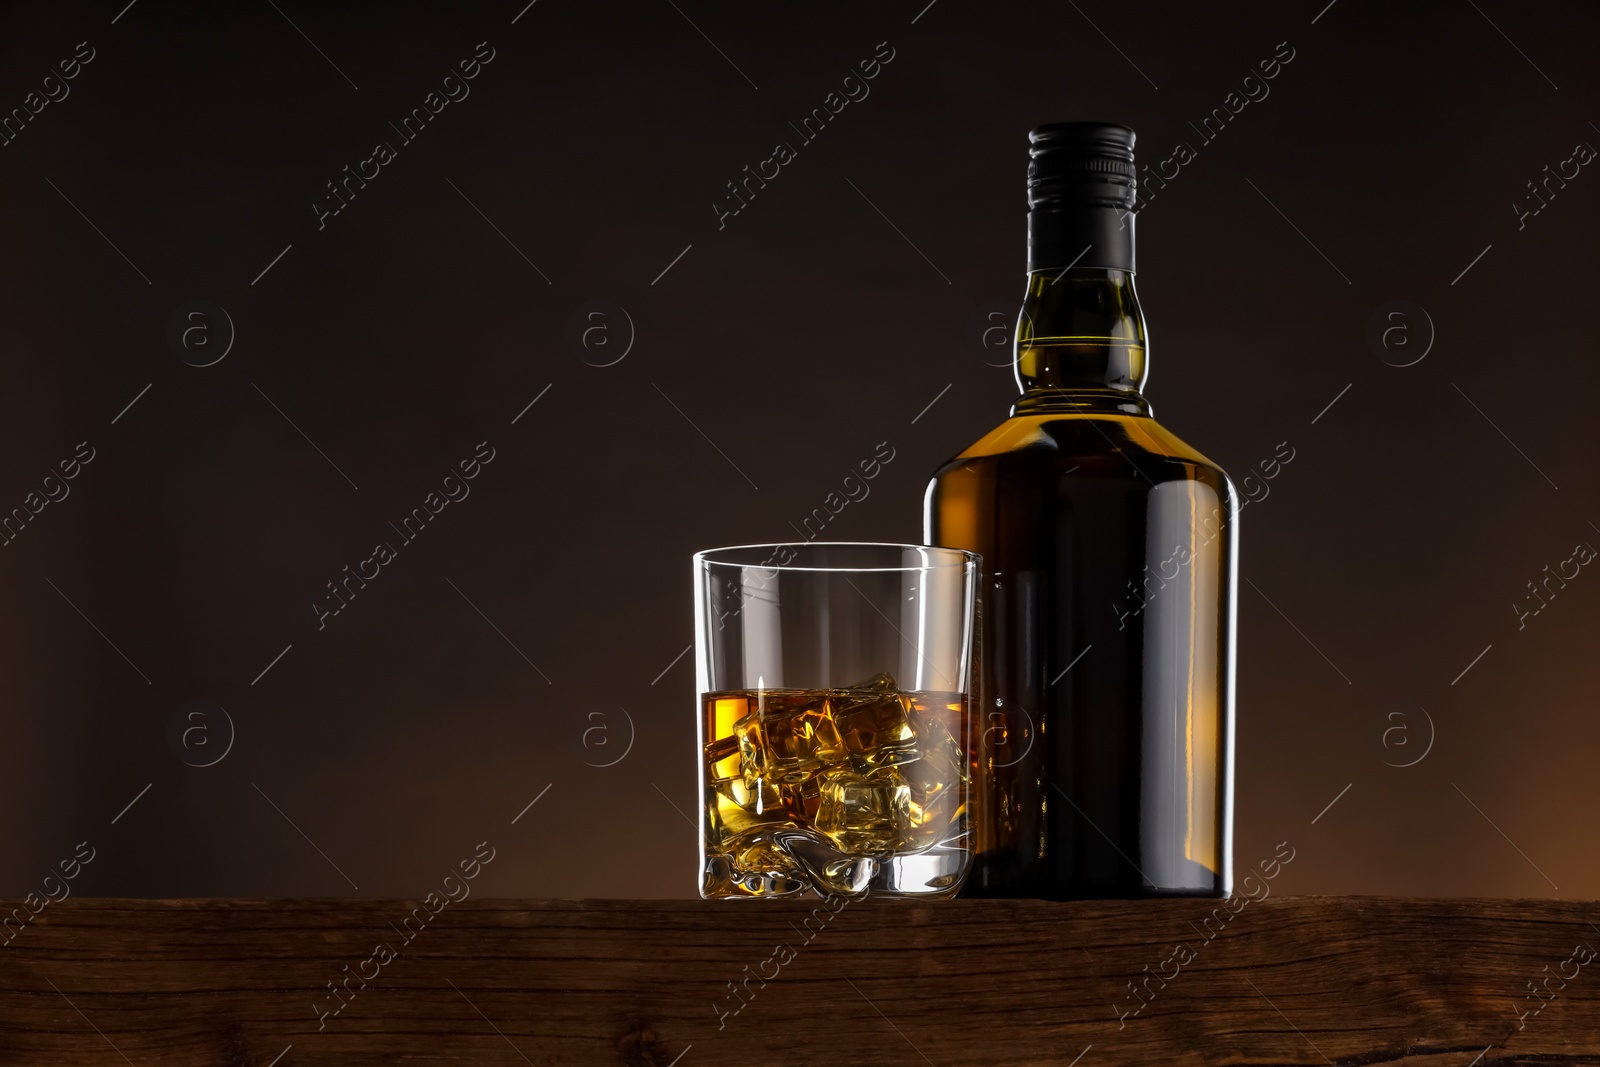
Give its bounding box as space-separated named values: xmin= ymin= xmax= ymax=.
xmin=694 ymin=540 xmax=979 ymax=573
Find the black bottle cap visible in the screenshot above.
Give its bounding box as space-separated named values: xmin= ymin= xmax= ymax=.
xmin=1027 ymin=122 xmax=1137 ymax=273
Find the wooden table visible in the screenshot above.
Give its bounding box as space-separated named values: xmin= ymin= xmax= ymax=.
xmin=2 ymin=897 xmax=1597 ymax=1065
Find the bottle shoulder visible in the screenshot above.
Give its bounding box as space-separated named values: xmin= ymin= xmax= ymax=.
xmin=945 ymin=414 xmax=1229 ymax=478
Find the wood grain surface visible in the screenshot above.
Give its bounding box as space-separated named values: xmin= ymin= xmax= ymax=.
xmin=1 ymin=896 xmax=1597 ymax=1065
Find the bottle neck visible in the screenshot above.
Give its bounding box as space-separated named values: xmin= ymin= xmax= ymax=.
xmin=1012 ymin=268 xmax=1150 ymax=417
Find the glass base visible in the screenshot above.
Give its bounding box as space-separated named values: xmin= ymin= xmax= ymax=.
xmin=702 ymin=832 xmax=968 ymax=900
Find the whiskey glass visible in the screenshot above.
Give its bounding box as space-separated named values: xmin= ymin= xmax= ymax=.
xmin=694 ymin=542 xmax=978 ymax=899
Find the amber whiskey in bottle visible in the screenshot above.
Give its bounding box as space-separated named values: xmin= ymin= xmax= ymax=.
xmin=925 ymin=123 xmax=1237 ymax=899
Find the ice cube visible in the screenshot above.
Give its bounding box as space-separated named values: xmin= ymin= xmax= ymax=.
xmin=704 ymin=734 xmax=742 ymax=783
xmin=815 ymin=768 xmax=911 ymax=854
xmin=832 ymin=672 xmax=919 ymax=767
xmin=704 ymin=694 xmax=750 ymax=783
xmin=705 ymin=776 xmax=786 ymax=841
xmin=735 ymin=691 xmax=843 ymax=785
xmin=780 ymin=781 xmax=821 ymax=824
xmin=907 ymin=692 xmax=967 ymax=763
xmin=897 ymin=744 xmax=965 ymax=853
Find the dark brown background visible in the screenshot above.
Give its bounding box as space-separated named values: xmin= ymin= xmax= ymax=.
xmin=0 ymin=0 xmax=1594 ymax=902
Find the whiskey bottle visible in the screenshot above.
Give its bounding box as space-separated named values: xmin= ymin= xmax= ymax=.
xmin=925 ymin=123 xmax=1236 ymax=899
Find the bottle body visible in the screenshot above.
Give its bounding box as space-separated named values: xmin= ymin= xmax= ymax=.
xmin=925 ymin=122 xmax=1237 ymax=898
xmin=925 ymin=404 xmax=1236 ymax=898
